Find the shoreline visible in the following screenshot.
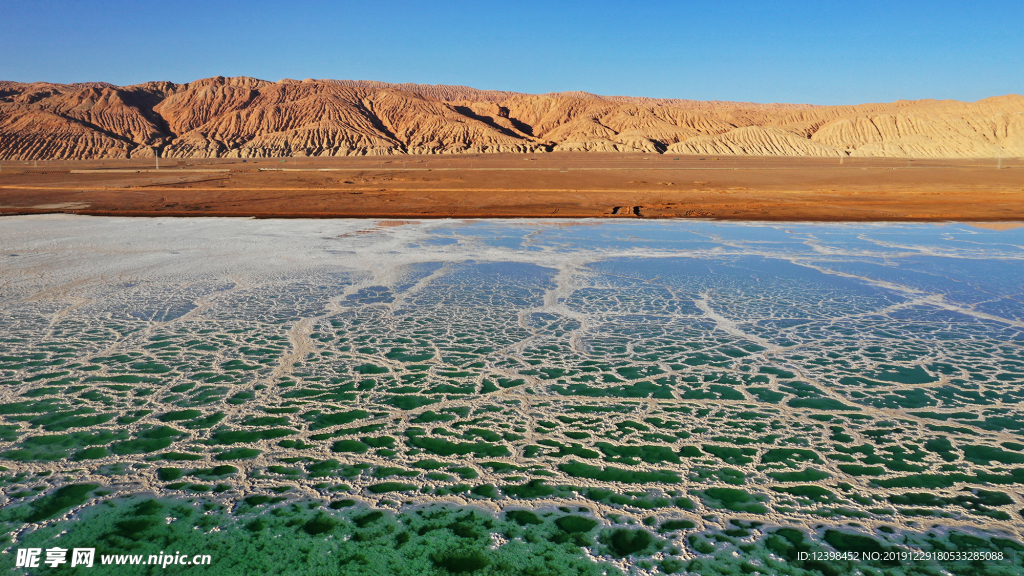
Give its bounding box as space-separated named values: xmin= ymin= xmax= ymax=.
xmin=3 ymin=210 xmax=1024 ymax=224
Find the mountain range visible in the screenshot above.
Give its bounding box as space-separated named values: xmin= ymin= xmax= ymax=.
xmin=1 ymin=76 xmax=1021 ymax=160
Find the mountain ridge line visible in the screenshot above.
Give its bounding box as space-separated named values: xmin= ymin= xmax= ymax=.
xmin=1 ymin=76 xmax=1021 ymax=160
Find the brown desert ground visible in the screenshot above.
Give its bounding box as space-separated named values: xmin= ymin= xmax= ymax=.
xmin=1 ymin=153 xmax=1021 ymax=221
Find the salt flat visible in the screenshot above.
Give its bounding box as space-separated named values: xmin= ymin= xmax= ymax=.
xmin=1 ymin=216 xmax=1023 ymax=574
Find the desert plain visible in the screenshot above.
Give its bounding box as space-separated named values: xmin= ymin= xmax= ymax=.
xmin=0 ymin=153 xmax=1021 ymax=221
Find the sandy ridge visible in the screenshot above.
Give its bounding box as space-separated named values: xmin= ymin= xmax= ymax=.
xmin=1 ymin=77 xmax=1022 ymax=160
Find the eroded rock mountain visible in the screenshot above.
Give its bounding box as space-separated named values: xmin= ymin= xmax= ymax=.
xmin=1 ymin=76 xmax=1021 ymax=159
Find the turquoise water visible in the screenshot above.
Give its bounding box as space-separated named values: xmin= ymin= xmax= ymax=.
xmin=1 ymin=216 xmax=1022 ymax=574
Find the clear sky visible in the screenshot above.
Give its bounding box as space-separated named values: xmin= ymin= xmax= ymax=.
xmin=2 ymin=0 xmax=1021 ymax=105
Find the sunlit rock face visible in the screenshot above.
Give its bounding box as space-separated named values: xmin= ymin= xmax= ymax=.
xmin=2 ymin=78 xmax=1023 ymax=160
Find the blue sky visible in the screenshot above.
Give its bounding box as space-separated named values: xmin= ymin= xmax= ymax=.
xmin=2 ymin=0 xmax=1020 ymax=104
